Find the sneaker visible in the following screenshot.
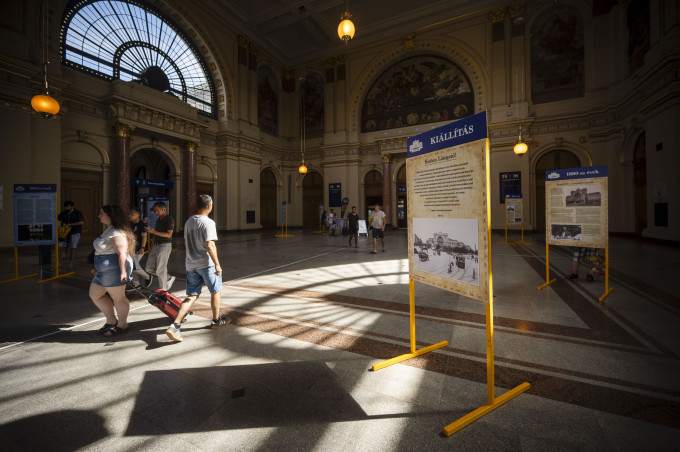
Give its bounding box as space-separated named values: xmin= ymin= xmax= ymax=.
xmin=166 ymin=324 xmax=183 ymax=342
xmin=210 ymin=315 xmax=232 ymax=329
xmin=143 ymin=275 xmax=153 ymax=288
xmin=166 ymin=275 xmax=176 ymax=291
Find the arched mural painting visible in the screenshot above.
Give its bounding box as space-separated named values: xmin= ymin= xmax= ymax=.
xmin=302 ymin=73 xmax=324 ymax=138
xmin=258 ymin=65 xmax=279 ymax=136
xmin=361 ymin=55 xmax=474 ymax=133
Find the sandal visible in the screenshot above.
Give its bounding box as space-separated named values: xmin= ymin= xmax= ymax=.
xmin=566 ymin=273 xmax=578 ymax=280
xmin=96 ymin=323 xmax=117 ymax=334
xmin=586 ymin=274 xmax=594 ymax=282
xmin=103 ymin=325 xmax=130 ymax=336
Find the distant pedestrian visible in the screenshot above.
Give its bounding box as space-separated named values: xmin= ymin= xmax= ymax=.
xmin=370 ymin=204 xmax=387 ymax=254
xmin=127 ymin=208 xmax=151 ymax=290
xmin=58 ymin=200 xmax=85 ymax=270
xmin=347 ymin=206 xmax=359 ymax=247
xmin=166 ymin=195 xmax=230 ymax=342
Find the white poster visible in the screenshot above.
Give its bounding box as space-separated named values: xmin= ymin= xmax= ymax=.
xmin=505 ymin=198 xmax=523 ymax=225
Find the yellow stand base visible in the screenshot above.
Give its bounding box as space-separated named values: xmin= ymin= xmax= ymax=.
xmin=275 ymin=234 xmax=294 ymax=237
xmin=371 ymin=341 xmax=448 ymax=371
xmin=38 ymin=272 xmax=75 ymax=284
xmin=599 ymin=287 xmax=613 ymax=302
xmin=538 ymin=278 xmax=557 ymax=290
xmin=0 ymin=273 xmax=38 ymax=285
xmin=443 ymin=382 xmax=531 ymax=436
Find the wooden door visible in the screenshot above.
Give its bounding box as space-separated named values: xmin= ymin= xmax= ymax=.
xmin=61 ymin=169 xmax=103 ymax=243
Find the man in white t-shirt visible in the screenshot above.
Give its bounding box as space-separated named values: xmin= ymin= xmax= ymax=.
xmin=166 ymin=194 xmax=230 ymax=342
xmin=369 ymin=204 xmax=387 ymax=254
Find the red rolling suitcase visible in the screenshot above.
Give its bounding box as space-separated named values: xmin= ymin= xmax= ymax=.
xmin=146 ymin=289 xmax=192 ymax=321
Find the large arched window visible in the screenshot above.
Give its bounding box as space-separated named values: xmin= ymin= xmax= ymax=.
xmin=61 ymin=0 xmax=216 ymax=117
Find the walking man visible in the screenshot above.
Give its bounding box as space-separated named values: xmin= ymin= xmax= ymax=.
xmin=127 ymin=208 xmax=152 ymax=290
xmin=58 ymin=200 xmax=85 ymax=270
xmin=144 ymin=201 xmax=176 ymax=291
xmin=369 ymin=204 xmax=387 ymax=254
xmin=166 ymin=195 xmax=230 ymax=342
xmin=347 ymin=206 xmax=359 ymax=247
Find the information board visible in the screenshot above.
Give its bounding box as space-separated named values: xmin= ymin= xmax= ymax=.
xmin=545 ymin=166 xmax=608 ymax=248
xmin=406 ymin=111 xmax=489 ymax=302
xmin=329 ymin=183 xmax=341 ymax=207
xmin=13 ymin=184 xmax=57 ymax=246
xmin=505 ymin=198 xmax=523 ymax=225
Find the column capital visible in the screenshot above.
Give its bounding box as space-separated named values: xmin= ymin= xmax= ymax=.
xmin=112 ymin=122 xmax=135 ymax=138
xmin=336 ymin=54 xmax=346 ymax=65
xmin=403 ymin=34 xmax=415 ymax=52
xmin=238 ymin=35 xmax=249 ymax=49
xmin=325 ymin=57 xmax=336 ymax=68
xmin=380 ymin=153 xmax=392 ymax=163
xmin=185 ymin=141 xmax=200 ymax=153
xmin=490 ymin=8 xmax=506 ymax=23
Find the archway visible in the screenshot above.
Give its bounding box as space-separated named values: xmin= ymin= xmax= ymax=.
xmin=534 ymin=149 xmax=581 ymax=232
xmin=130 ymin=148 xmax=176 ymax=220
xmin=302 ymin=171 xmax=323 ymax=228
xmin=633 ymin=133 xmax=647 ymax=235
xmin=260 ymin=168 xmax=278 ymax=228
xmin=364 ymin=170 xmax=383 ymax=219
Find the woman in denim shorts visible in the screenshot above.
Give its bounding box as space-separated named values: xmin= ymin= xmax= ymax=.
xmin=90 ymin=205 xmax=135 ymax=336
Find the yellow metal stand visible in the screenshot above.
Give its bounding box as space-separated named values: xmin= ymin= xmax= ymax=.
xmin=537 ymin=243 xmax=557 ymax=290
xmin=0 ymin=247 xmax=38 ymax=285
xmin=513 ymin=224 xmax=532 ymax=245
xmin=599 ymin=247 xmax=613 ymax=301
xmin=37 ymin=193 xmax=73 ymax=284
xmin=275 ymin=204 xmax=294 ymax=238
xmin=313 ymin=223 xmax=324 ymax=234
xmin=443 ymin=196 xmax=530 ymax=436
xmin=371 ymin=279 xmax=448 ymax=371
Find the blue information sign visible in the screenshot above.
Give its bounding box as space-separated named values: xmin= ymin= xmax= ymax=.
xmin=329 ymin=183 xmax=342 ymax=207
xmin=407 ymin=111 xmax=487 ymax=158
xmin=499 ymin=171 xmax=522 ymax=203
xmin=131 ymin=177 xmax=174 ymax=189
xmin=545 ymin=165 xmax=608 ymax=181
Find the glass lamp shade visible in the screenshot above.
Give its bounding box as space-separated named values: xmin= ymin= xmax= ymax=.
xmin=513 ymin=140 xmax=528 ymax=156
xmin=298 ymin=164 xmax=308 ymax=174
xmin=338 ymin=15 xmax=355 ymax=43
xmin=31 ymin=93 xmax=60 ymax=118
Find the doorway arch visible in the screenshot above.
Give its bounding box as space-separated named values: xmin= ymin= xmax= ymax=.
xmin=302 ymin=171 xmax=323 ymax=228
xmin=534 ymin=149 xmax=581 ymax=232
xmin=260 ymin=168 xmax=278 ymax=228
xmin=395 ymin=164 xmax=407 ymax=228
xmin=130 ymin=148 xmax=176 ymax=220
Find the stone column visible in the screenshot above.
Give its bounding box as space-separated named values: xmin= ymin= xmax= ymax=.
xmin=112 ymin=122 xmax=135 ymax=214
xmin=381 ymin=153 xmax=392 ymax=227
xmin=184 ymin=141 xmax=199 ymax=221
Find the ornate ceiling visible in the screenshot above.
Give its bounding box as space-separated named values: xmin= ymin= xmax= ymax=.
xmin=184 ymin=0 xmax=504 ymax=65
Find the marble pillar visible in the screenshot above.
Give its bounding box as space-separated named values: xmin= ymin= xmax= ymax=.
xmin=184 ymin=141 xmax=198 ymax=221
xmin=112 ymin=122 xmax=135 ymax=214
xmin=381 ymin=153 xmax=392 ymax=227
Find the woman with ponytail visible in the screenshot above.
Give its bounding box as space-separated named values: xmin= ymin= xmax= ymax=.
xmin=90 ymin=205 xmax=135 ymax=336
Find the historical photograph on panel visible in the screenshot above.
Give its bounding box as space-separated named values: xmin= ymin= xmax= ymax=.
xmin=550 ymin=224 xmax=582 ymax=241
xmin=564 ymin=184 xmax=602 ymax=207
xmin=413 ymin=218 xmax=480 ymax=286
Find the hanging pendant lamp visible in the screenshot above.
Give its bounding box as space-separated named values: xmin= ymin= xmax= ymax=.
xmin=32 ymin=0 xmax=59 ymax=119
xmin=338 ymin=0 xmax=355 ymax=44
xmin=299 ymin=77 xmax=308 ymax=174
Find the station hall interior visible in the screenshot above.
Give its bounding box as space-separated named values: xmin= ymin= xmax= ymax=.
xmin=0 ymin=0 xmax=679 ymax=450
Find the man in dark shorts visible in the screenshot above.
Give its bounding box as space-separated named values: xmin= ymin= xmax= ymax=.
xmin=347 ymin=206 xmax=360 ymax=247
xmin=58 ymin=200 xmax=85 ymax=270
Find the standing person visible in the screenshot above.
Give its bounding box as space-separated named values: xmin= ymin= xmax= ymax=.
xmin=369 ymin=204 xmax=387 ymax=254
xmin=166 ymin=195 xmax=230 ymax=342
xmin=328 ymin=209 xmax=336 ymax=236
xmin=89 ymin=205 xmax=135 ymax=336
xmin=58 ymin=200 xmax=85 ymax=270
xmin=144 ymin=201 xmax=176 ymax=291
xmin=347 ymin=206 xmax=360 ymax=247
xmin=566 ymin=247 xmax=596 ymax=281
xmin=321 ymin=210 xmax=328 ymax=235
xmin=127 ymin=208 xmax=152 ymax=290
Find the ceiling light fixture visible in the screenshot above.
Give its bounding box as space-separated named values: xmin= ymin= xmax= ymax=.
xmin=31 ymin=0 xmax=59 ymax=119
xmin=337 ymin=0 xmax=355 ymax=44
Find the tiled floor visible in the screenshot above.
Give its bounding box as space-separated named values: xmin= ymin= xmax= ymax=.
xmin=0 ymin=229 xmax=678 ymax=451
